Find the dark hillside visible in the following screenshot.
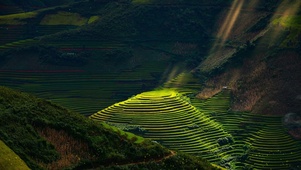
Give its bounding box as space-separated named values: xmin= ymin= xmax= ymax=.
xmin=0 ymin=0 xmax=83 ymax=14
xmin=195 ymin=0 xmax=301 ymax=117
xmin=1 ymin=0 xmax=301 ymax=169
xmin=0 ymin=0 xmax=229 ymax=114
xmin=1 ymin=0 xmax=299 ymax=117
xmin=44 ymin=1 xmax=221 ymax=41
xmin=0 ymin=86 xmax=218 ymax=170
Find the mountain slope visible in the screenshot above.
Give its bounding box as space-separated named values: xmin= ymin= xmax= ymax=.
xmin=0 ymin=86 xmax=218 ymax=170
xmin=0 ymin=0 xmax=83 ymax=14
xmin=195 ymin=0 xmax=301 ymax=116
xmin=42 ymin=0 xmax=222 ymax=42
xmin=0 ymin=140 xmax=30 ymax=170
xmin=90 ymin=89 xmax=234 ymax=165
xmin=1 ymin=0 xmax=300 ymax=117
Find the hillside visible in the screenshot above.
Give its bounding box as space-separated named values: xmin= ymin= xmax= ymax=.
xmin=89 ymin=75 xmax=301 ymax=169
xmin=0 ymin=0 xmax=301 ymax=169
xmin=0 ymin=0 xmax=228 ymax=115
xmin=0 ymin=86 xmax=218 ymax=170
xmin=1 ymin=0 xmax=299 ymax=117
xmin=0 ymin=0 xmax=84 ymax=14
xmin=0 ymin=140 xmax=30 ymax=170
xmin=195 ymin=0 xmax=301 ymax=115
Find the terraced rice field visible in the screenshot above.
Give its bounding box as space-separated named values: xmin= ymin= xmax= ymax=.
xmin=90 ymin=89 xmax=235 ymax=164
xmin=0 ymin=25 xmax=78 ymax=50
xmin=0 ymin=52 xmax=169 ymax=115
xmin=90 ymin=72 xmax=301 ymax=169
xmin=0 ymin=70 xmax=151 ymax=114
xmin=0 ymin=39 xmax=37 ymax=50
xmin=162 ymin=71 xmax=203 ymax=95
xmin=192 ymin=90 xmax=301 ymax=169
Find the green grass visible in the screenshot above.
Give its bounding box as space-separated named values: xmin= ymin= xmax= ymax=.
xmin=273 ymin=16 xmax=301 ymax=28
xmin=40 ymin=11 xmax=88 ymax=26
xmin=0 ymin=39 xmax=37 ymax=50
xmin=0 ymin=140 xmax=30 ymax=170
xmin=88 ymin=16 xmax=100 ymax=24
xmin=0 ymin=0 xmax=86 ymax=25
xmin=272 ymin=15 xmax=301 ymax=47
xmin=0 ymin=12 xmax=37 ymax=25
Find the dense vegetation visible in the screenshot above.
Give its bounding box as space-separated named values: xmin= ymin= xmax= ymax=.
xmin=0 ymin=86 xmax=218 ymax=169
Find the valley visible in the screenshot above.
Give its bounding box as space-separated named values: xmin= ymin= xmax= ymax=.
xmin=0 ymin=0 xmax=301 ymax=169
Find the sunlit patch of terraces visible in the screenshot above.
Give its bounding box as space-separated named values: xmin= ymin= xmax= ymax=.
xmin=90 ymin=89 xmax=234 ymax=164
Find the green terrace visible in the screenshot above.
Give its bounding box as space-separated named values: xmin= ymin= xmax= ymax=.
xmin=0 ymin=67 xmax=165 ymax=115
xmin=90 ymin=89 xmax=235 ymax=166
xmin=0 ymin=39 xmax=37 ymax=50
xmin=162 ymin=72 xmax=203 ymax=95
xmin=90 ymin=72 xmax=301 ymax=169
xmin=191 ymin=89 xmax=301 ymax=169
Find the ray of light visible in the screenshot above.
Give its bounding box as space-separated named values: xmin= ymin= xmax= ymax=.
xmin=159 ymin=65 xmax=183 ymax=86
xmin=265 ymin=0 xmax=301 ymax=47
xmin=211 ymin=0 xmax=245 ymax=53
xmin=196 ymin=0 xmax=245 ymax=72
xmin=247 ymin=0 xmax=259 ymax=9
xmin=218 ymin=0 xmax=244 ymax=45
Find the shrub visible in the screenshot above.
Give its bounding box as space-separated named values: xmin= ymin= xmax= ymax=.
xmin=217 ymin=136 xmax=234 ymax=146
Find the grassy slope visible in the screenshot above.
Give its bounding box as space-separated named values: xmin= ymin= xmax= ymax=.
xmin=40 ymin=11 xmax=88 ymax=26
xmin=0 ymin=140 xmax=30 ymax=170
xmin=0 ymin=11 xmax=38 ymax=25
xmin=0 ymin=10 xmax=94 ymax=26
xmin=0 ymin=86 xmax=218 ymax=170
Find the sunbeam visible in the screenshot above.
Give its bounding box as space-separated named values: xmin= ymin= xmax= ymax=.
xmin=211 ymin=0 xmax=245 ymax=53
xmin=218 ymin=0 xmax=244 ymax=46
xmin=197 ymin=0 xmax=246 ymax=72
xmin=264 ymin=0 xmax=301 ymax=47
xmin=160 ymin=65 xmax=183 ymax=86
